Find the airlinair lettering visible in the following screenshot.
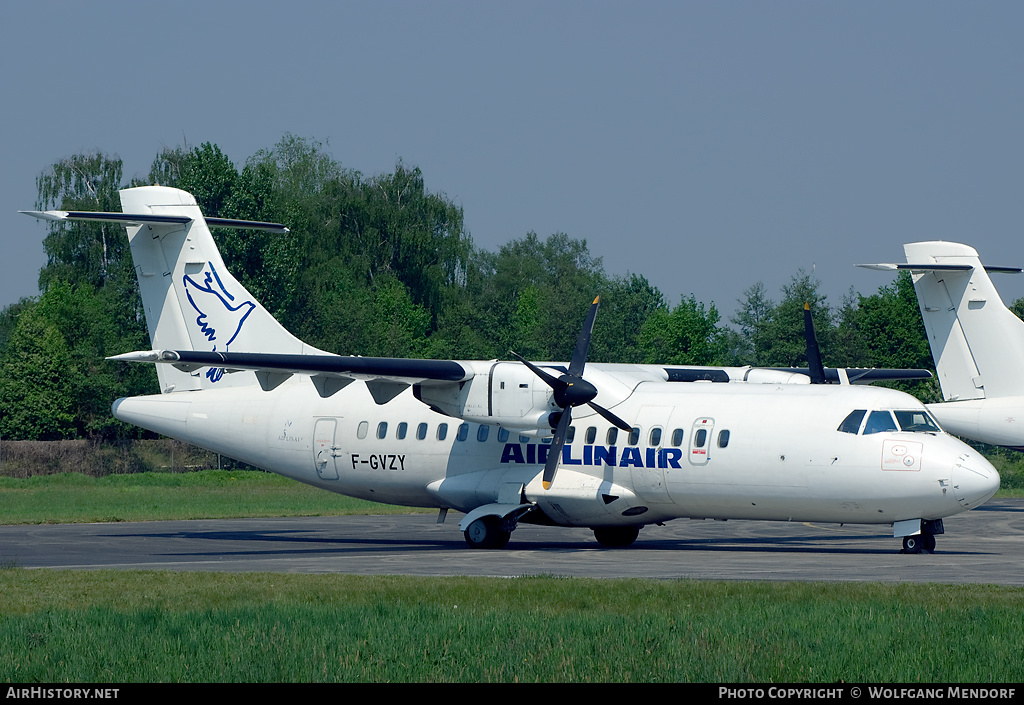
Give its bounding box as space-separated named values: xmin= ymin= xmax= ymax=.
xmin=501 ymin=443 xmax=684 ymax=469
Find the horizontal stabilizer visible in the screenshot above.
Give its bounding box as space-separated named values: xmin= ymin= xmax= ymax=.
xmin=20 ymin=210 xmax=289 ymax=233
xmin=857 ymin=262 xmax=1022 ymax=274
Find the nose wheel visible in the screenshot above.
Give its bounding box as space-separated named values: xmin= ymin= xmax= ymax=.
xmin=902 ymin=533 xmax=937 ymax=554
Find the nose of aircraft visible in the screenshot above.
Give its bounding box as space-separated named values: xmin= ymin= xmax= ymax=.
xmin=952 ymin=450 xmax=1000 ymax=509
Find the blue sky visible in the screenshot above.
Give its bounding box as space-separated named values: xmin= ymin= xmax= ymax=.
xmin=3 ymin=1 xmax=1024 ymax=324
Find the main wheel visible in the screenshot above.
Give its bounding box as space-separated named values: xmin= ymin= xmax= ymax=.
xmin=593 ymin=525 xmax=640 ymax=548
xmin=464 ymin=516 xmax=511 ymax=549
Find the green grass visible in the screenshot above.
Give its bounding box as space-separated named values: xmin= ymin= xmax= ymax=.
xmin=0 ymin=471 xmax=430 ymax=525
xmin=1 ymin=570 xmax=1022 ymax=683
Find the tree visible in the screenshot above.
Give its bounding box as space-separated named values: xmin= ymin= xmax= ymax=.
xmin=766 ymin=271 xmax=833 ymax=369
xmin=0 ymin=282 xmax=154 ymax=439
xmin=731 ymin=281 xmax=775 ymax=366
xmin=36 ymin=153 xmax=127 ymax=293
xmin=0 ymin=299 xmax=76 ymax=440
xmin=639 ymin=295 xmax=729 ymax=365
xmin=590 ymin=274 xmax=667 ymax=364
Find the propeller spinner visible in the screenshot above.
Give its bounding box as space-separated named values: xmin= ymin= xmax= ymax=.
xmin=510 ymin=296 xmax=632 ymax=490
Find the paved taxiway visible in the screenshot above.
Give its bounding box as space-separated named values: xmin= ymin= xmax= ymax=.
xmin=2 ymin=499 xmax=1022 ymax=584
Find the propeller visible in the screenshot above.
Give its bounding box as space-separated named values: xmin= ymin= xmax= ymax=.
xmin=510 ymin=296 xmax=632 ymax=490
xmin=803 ymin=302 xmax=826 ymax=384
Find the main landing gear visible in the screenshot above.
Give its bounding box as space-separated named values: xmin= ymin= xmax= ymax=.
xmin=462 ymin=517 xmax=643 ymax=549
xmin=463 ymin=516 xmax=513 ymax=549
xmin=593 ymin=525 xmax=641 ymax=548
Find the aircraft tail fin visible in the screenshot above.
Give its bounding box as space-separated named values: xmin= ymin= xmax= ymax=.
xmin=25 ymin=185 xmax=325 ymax=393
xmin=120 ymin=186 xmax=329 ymax=392
xmin=901 ymin=241 xmax=1024 ymax=401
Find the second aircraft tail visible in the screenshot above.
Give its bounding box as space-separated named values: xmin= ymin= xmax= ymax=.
xmin=901 ymin=241 xmax=1024 ymax=402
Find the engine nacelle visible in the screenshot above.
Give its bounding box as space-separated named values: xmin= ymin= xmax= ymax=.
xmin=413 ymin=361 xmax=560 ymax=432
xmin=740 ymin=368 xmax=812 ymax=384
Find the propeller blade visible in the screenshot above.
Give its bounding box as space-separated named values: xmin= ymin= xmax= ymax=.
xmin=511 ymin=295 xmax=633 ymax=485
xmin=567 ymin=296 xmax=600 ymax=377
xmin=543 ymin=406 xmax=573 ymax=489
xmin=803 ymin=302 xmax=826 ymax=385
xmin=509 ymin=350 xmax=565 ymax=393
xmin=587 ymin=401 xmax=633 ymax=433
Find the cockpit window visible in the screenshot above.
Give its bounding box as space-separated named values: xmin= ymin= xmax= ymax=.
xmin=840 ymin=408 xmax=942 ymax=435
xmin=894 ymin=410 xmax=942 ymax=433
xmin=863 ymin=410 xmax=898 ymax=435
xmin=838 ymin=410 xmax=867 ymax=434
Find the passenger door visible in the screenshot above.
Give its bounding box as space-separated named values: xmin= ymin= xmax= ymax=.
xmin=689 ymin=417 xmax=715 ymax=466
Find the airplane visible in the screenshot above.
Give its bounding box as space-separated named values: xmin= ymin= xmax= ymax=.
xmin=860 ymin=241 xmax=1024 ymax=450
xmin=22 ymin=187 xmax=1000 ymax=554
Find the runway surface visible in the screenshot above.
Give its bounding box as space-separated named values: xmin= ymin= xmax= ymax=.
xmin=3 ymin=499 xmax=1022 ymax=584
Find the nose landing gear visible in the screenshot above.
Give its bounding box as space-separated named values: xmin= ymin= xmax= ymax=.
xmin=901 ymin=532 xmax=937 ymax=554
xmin=897 ymin=518 xmax=943 ymax=554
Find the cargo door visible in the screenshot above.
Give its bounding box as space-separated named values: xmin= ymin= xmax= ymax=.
xmin=313 ymin=418 xmax=340 ymax=480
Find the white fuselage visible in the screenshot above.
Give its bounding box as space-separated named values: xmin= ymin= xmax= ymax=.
xmin=112 ymin=375 xmax=999 ymax=530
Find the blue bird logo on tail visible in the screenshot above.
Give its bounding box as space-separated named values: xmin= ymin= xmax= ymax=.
xmin=183 ymin=263 xmax=256 ymax=383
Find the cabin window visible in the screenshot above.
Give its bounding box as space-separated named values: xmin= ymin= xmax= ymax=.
xmin=606 ymin=427 xmax=618 ymax=445
xmin=628 ymin=427 xmax=641 ymax=445
xmin=457 ymin=423 xmax=470 ymax=441
xmin=477 ymin=425 xmax=489 ymax=442
xmin=376 ymin=422 xmax=388 ymax=439
xmin=671 ymin=428 xmax=684 ymax=447
xmin=694 ymin=428 xmax=707 ymax=448
xmin=437 ymin=423 xmax=448 ymax=441
xmin=650 ymin=427 xmax=662 ymax=446
xmin=838 ymin=410 xmax=867 ymax=434
xmin=416 ymin=423 xmax=428 ymax=440
xmin=357 ymin=421 xmax=369 ymax=439
xmin=894 ymin=410 xmax=942 ymax=433
xmin=498 ymin=428 xmax=510 ymax=443
xmin=566 ymin=426 xmax=576 ymax=443
xmin=717 ymin=430 xmax=730 ymax=448
xmin=397 ymin=422 xmax=408 ymax=440
xmin=585 ymin=426 xmax=597 ymax=444
xmin=863 ymin=410 xmax=898 ymax=435
xmin=519 ymin=435 xmax=530 ymax=443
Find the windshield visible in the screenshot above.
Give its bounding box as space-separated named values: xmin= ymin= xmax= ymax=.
xmin=893 ymin=409 xmax=942 ymax=433
xmin=837 ymin=408 xmax=942 ymax=435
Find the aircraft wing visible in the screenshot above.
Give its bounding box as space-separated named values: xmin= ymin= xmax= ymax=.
xmin=664 ymin=365 xmax=931 ymax=384
xmin=112 ymin=350 xmax=931 ymax=396
xmin=770 ymin=367 xmax=932 ymax=383
xmin=109 ymin=349 xmax=473 ymax=403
